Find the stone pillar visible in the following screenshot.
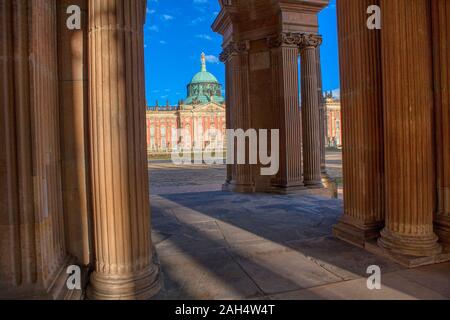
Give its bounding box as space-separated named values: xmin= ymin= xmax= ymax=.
xmin=57 ymin=0 xmax=92 ymax=267
xmin=316 ymin=47 xmax=327 ymax=180
xmin=224 ymin=52 xmax=233 ymax=184
xmin=432 ymin=0 xmax=450 ymax=252
xmin=300 ymin=34 xmax=323 ymax=188
xmin=0 ymin=0 xmax=25 ymax=290
xmin=1 ymin=0 xmax=72 ymax=299
xmin=221 ymin=41 xmax=255 ymax=193
xmin=332 ymin=0 xmax=385 ymax=247
xmin=87 ymin=0 xmax=161 ymax=299
xmin=378 ymin=0 xmax=441 ymax=257
xmin=268 ymin=33 xmax=304 ymax=191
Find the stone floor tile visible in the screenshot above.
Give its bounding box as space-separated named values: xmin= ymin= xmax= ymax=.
xmin=227 ymin=241 xmax=342 ymax=295
xmin=154 ymin=250 xmax=263 ymax=300
xmin=286 ymin=237 xmax=404 ymax=280
xmin=268 ymin=273 xmax=447 ymax=300
xmin=392 ymin=262 xmax=450 ymax=298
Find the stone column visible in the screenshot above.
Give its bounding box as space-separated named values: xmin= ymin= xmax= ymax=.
xmin=316 ymin=47 xmax=327 ymax=180
xmin=432 ymin=0 xmax=450 ymax=252
xmin=300 ymin=34 xmax=323 ymax=188
xmin=221 ymin=41 xmax=255 ymax=193
xmin=57 ymin=0 xmax=92 ymax=267
xmin=332 ymin=0 xmax=385 ymax=247
xmin=1 ymin=0 xmax=71 ymax=299
xmin=87 ymin=0 xmax=161 ymax=299
xmin=378 ymin=0 xmax=441 ymax=257
xmin=224 ymin=52 xmax=233 ymax=184
xmin=268 ymin=33 xmax=304 ymax=191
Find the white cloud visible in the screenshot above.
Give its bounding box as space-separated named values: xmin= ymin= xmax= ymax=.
xmin=330 ymin=88 xmax=340 ymax=98
xmin=196 ymin=34 xmax=212 ymax=41
xmin=147 ymin=25 xmax=159 ymax=32
xmin=161 ymin=14 xmax=174 ymax=21
xmin=204 ymin=54 xmax=219 ymax=64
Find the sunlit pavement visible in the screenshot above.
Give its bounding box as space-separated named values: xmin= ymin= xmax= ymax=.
xmin=149 ymin=152 xmax=450 ymax=300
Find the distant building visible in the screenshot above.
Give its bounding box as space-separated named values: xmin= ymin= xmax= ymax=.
xmin=146 ymin=53 xmax=226 ymax=154
xmin=324 ymin=92 xmax=342 ymax=148
xmin=146 ymin=54 xmax=341 ymax=154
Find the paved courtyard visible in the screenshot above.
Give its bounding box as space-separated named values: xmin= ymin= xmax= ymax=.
xmin=149 ymin=152 xmax=450 ymax=300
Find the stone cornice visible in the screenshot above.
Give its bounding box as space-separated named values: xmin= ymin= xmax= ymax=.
xmin=219 ymin=40 xmax=250 ymax=62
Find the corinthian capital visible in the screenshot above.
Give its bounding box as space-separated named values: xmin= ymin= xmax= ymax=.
xmin=219 ymin=41 xmax=250 ymax=62
xmin=299 ymin=34 xmax=322 ymax=49
xmin=267 ymin=32 xmax=323 ymax=49
xmin=267 ymin=32 xmax=303 ymax=48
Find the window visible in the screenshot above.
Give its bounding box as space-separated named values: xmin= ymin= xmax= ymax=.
xmin=161 ymin=127 xmax=167 ymax=150
xmin=150 ymin=127 xmax=156 ymax=151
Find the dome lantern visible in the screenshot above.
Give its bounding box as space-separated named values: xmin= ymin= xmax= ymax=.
xmin=185 ymin=53 xmax=225 ymax=105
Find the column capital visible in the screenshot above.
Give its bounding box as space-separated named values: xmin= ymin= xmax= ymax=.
xmin=267 ymin=32 xmax=322 ymax=50
xmin=267 ymin=32 xmax=303 ymax=48
xmin=299 ymin=34 xmax=322 ymax=50
xmin=219 ymin=40 xmax=250 ymax=62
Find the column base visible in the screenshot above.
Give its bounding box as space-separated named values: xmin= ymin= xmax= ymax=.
xmin=366 ymin=240 xmax=450 ymax=268
xmin=264 ymin=184 xmax=333 ymax=197
xmin=378 ymin=228 xmax=442 ymax=258
xmin=0 ymin=255 xmax=88 ymax=300
xmin=222 ymin=182 xmax=256 ymax=193
xmin=333 ymin=218 xmax=382 ymax=248
xmin=87 ymin=259 xmax=161 ymax=300
xmin=435 ymin=215 xmax=450 ymax=253
xmin=304 ymin=180 xmax=325 ymax=189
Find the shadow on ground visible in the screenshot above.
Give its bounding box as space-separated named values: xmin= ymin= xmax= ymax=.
xmin=150 ymin=191 xmax=450 ymax=300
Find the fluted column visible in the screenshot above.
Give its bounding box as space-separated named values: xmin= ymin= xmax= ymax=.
xmin=300 ymin=34 xmax=323 ymax=187
xmin=332 ymin=0 xmax=385 ymax=247
xmin=1 ymin=0 xmax=71 ymax=298
xmin=224 ymin=52 xmax=233 ymax=184
xmin=268 ymin=34 xmax=304 ymax=190
xmin=378 ymin=0 xmax=441 ymax=257
xmin=87 ymin=0 xmax=161 ymax=299
xmin=221 ymin=41 xmax=255 ymax=193
xmin=316 ymin=47 xmax=327 ymax=180
xmin=432 ymin=0 xmax=450 ymax=252
xmin=57 ymin=0 xmax=92 ymax=267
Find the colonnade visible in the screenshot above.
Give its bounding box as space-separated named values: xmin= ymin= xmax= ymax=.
xmin=333 ymin=0 xmax=450 ymax=262
xmin=1 ymin=0 xmax=448 ymax=300
xmin=0 ymin=0 xmax=160 ymax=300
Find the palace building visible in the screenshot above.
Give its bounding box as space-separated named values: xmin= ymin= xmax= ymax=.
xmin=146 ymin=54 xmax=340 ymax=155
xmin=146 ymin=53 xmax=226 ymax=155
xmin=324 ymin=92 xmax=342 ymax=148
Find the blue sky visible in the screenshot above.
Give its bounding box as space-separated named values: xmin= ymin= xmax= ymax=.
xmin=144 ymin=0 xmax=339 ymax=106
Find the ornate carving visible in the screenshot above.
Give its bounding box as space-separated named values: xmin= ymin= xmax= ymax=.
xmin=267 ymin=32 xmax=322 ymax=49
xmin=267 ymin=32 xmax=302 ymax=48
xmin=219 ymin=40 xmax=250 ymax=62
xmin=299 ymin=34 xmax=323 ymax=49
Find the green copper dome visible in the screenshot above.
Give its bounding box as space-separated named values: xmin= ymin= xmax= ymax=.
xmin=190 ymin=70 xmax=219 ymax=84
xmin=184 ymin=53 xmax=224 ymax=105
